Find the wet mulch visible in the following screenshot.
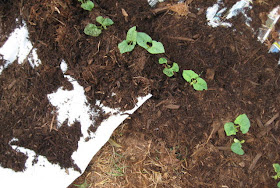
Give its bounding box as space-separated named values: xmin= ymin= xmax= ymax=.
xmin=1 ymin=0 xmax=280 ymax=187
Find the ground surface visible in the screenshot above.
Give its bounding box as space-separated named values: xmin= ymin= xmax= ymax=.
xmin=1 ymin=0 xmax=280 ymax=187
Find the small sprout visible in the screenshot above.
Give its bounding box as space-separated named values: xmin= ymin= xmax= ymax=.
xmin=224 ymin=114 xmax=250 ymax=136
xmin=84 ymin=16 xmax=114 ymax=37
xmin=182 ymin=70 xmax=207 ymax=91
xmin=84 ymin=24 xmax=102 ymax=37
xmin=231 ymin=139 xmax=245 ymax=155
xmin=118 ymin=26 xmax=165 ymax=54
xmin=78 ymin=0 xmax=94 ymax=11
xmin=118 ymin=26 xmax=137 ymax=54
xmin=272 ymin=163 xmax=280 ymax=187
xmin=96 ymin=16 xmax=114 ymax=29
xmin=158 ymin=58 xmax=179 ymax=77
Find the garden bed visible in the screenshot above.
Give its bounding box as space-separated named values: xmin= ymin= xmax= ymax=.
xmin=1 ymin=0 xmax=280 ymax=187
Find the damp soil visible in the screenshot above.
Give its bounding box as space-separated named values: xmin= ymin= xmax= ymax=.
xmin=1 ymin=0 xmax=280 ymax=187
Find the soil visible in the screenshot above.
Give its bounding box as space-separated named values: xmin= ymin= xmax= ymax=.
xmin=1 ymin=0 xmax=280 ymax=187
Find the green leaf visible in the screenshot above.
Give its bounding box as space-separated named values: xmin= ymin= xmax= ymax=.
xmin=234 ymin=114 xmax=250 ymax=134
xmin=182 ymin=70 xmax=199 ymax=83
xmin=171 ymin=63 xmax=179 ymax=72
xmin=96 ymin=16 xmax=114 ymax=29
xmin=231 ymin=139 xmax=244 ymax=155
xmin=224 ymin=122 xmax=238 ymax=136
xmin=193 ymin=77 xmax=208 ymax=91
xmin=147 ymin=41 xmax=165 ymax=54
xmin=84 ymin=24 xmax=102 ymax=37
xmin=96 ymin=16 xmax=105 ymax=25
xmin=118 ymin=40 xmax=136 ymax=54
xmin=136 ymin=32 xmax=152 ymax=49
xmin=163 ymin=68 xmax=174 ymax=77
xmin=126 ymin=26 xmax=137 ymax=42
xmin=273 ymin=164 xmax=280 ymax=179
xmin=277 ymin=181 xmax=280 ymax=188
xmin=81 ymin=1 xmax=94 ymax=11
xmin=159 ymin=58 xmax=167 ymax=64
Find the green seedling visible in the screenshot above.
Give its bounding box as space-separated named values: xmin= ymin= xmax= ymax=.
xmin=96 ymin=16 xmax=114 ymax=29
xmin=272 ymin=163 xmax=280 ymax=188
xmin=224 ymin=114 xmax=250 ymax=136
xmin=78 ymin=0 xmax=94 ymax=11
xmin=118 ymin=26 xmax=137 ymax=53
xmin=158 ymin=57 xmax=179 ymax=77
xmin=118 ymin=26 xmax=165 ymax=54
xmin=84 ymin=16 xmax=114 ymax=37
xmin=136 ymin=32 xmax=165 ymax=54
xmin=231 ymin=138 xmax=245 ymax=155
xmin=182 ymin=70 xmax=207 ymax=91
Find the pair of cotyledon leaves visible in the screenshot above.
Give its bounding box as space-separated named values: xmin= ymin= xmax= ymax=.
xmin=118 ymin=26 xmax=165 ymax=54
xmin=84 ymin=16 xmax=114 ymax=37
xmin=224 ymin=114 xmax=251 ymax=155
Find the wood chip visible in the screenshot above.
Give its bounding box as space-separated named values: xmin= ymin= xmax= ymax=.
xmin=85 ymin=86 xmax=91 ymax=92
xmin=165 ymin=104 xmax=180 ymax=110
xmin=249 ymin=153 xmax=262 ymax=172
xmin=8 ymin=80 xmax=17 ymax=90
xmin=256 ymin=117 xmax=264 ymax=128
xmin=264 ymin=113 xmax=279 ymax=126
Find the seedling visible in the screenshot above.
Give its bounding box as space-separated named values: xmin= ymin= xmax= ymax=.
xmin=272 ymin=163 xmax=280 ymax=188
xmin=78 ymin=0 xmax=94 ymax=11
xmin=118 ymin=26 xmax=165 ymax=54
xmin=118 ymin=26 xmax=137 ymax=53
xmin=96 ymin=16 xmax=114 ymax=29
xmin=224 ymin=114 xmax=250 ymax=136
xmin=158 ymin=57 xmax=179 ymax=77
xmin=182 ymin=70 xmax=207 ymax=91
xmin=84 ymin=16 xmax=114 ymax=37
xmin=231 ymin=138 xmax=245 ymax=155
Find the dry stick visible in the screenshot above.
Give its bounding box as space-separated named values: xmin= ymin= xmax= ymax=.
xmin=167 ymin=36 xmax=195 ymax=42
xmin=264 ymin=113 xmax=279 ymax=126
xmin=248 ymin=152 xmax=262 ymax=173
xmin=257 ymin=113 xmax=279 ymax=138
xmin=49 ymin=114 xmax=55 ymax=132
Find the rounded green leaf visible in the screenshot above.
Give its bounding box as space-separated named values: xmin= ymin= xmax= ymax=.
xmin=273 ymin=163 xmax=280 ymax=177
xmin=118 ymin=40 xmax=136 ymax=54
xmin=277 ymin=181 xmax=280 ymax=188
xmin=231 ymin=140 xmax=244 ymax=155
xmin=163 ymin=68 xmax=174 ymax=77
xmin=103 ymin=18 xmax=114 ymax=27
xmin=159 ymin=58 xmax=167 ymax=64
xmin=84 ymin=24 xmax=102 ymax=37
xmin=81 ymin=1 xmax=94 ymax=11
xmin=193 ymin=77 xmax=208 ymax=91
xmin=96 ymin=16 xmax=114 ymax=29
xmin=126 ymin=26 xmax=137 ymax=42
xmin=147 ymin=41 xmax=165 ymax=54
xmin=136 ymin=32 xmax=152 ymax=49
xmin=234 ymin=114 xmax=250 ymax=134
xmin=182 ymin=70 xmax=199 ymax=83
xmin=171 ymin=63 xmax=179 ymax=72
xmin=224 ymin=122 xmax=238 ymax=136
xmin=96 ymin=16 xmax=105 ymax=25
